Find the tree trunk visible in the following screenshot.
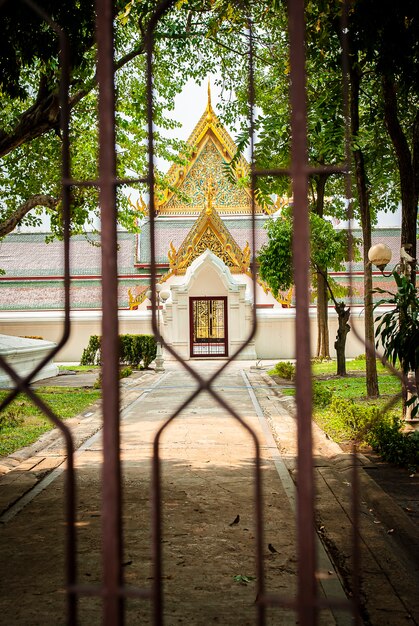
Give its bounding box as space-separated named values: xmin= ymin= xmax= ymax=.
xmin=313 ymin=174 xmax=330 ymax=358
xmin=316 ymin=269 xmax=330 ymax=358
xmin=334 ymin=302 xmax=350 ymax=376
xmin=382 ymin=76 xmax=419 ymax=284
xmin=349 ymin=50 xmax=380 ymax=397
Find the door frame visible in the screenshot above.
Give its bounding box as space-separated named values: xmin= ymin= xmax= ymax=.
xmin=189 ymin=296 xmax=228 ymax=358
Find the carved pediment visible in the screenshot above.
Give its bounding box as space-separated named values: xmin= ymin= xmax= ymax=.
xmin=154 ymin=83 xmax=263 ymax=215
xmin=167 ymin=203 xmax=250 ymax=275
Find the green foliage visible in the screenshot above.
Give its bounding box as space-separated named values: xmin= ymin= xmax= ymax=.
xmin=80 ymin=335 xmax=101 ymax=366
xmin=374 ymin=272 xmax=419 ymax=415
xmin=59 ymin=365 xmax=99 ymax=372
xmin=366 ymin=419 xmax=419 ymax=470
xmin=258 ymin=207 xmax=357 ymax=297
xmin=233 ymin=575 xmax=256 ymax=585
xmin=0 ymin=405 xmax=24 ymax=432
xmin=374 ymin=273 xmax=419 ymax=372
xmin=311 ymin=358 xmax=389 ymax=376
xmin=328 ymin=396 xmax=382 ymax=440
xmin=258 ymin=215 xmax=293 ymax=295
xmin=312 ymin=382 xmax=333 ymax=407
xmin=81 ymin=334 xmax=157 ymax=369
xmin=140 ymin=335 xmax=158 ymax=369
xmin=0 ymin=1 xmax=224 ymax=239
xmin=119 ymin=366 xmax=133 ymax=379
xmin=270 ymin=361 xmax=295 ymax=380
xmin=93 ymin=365 xmax=133 ymax=389
xmin=311 ymin=374 xmax=418 ymax=468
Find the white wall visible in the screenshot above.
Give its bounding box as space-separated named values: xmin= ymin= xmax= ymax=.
xmin=254 ymin=307 xmax=368 ymax=360
xmin=0 ymin=306 xmax=371 ymax=363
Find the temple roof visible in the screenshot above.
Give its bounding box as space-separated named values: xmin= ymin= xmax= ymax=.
xmin=154 ymin=83 xmax=263 ymax=216
xmin=167 ymin=202 xmax=251 ymax=275
xmin=137 ymin=216 xmax=268 ymax=266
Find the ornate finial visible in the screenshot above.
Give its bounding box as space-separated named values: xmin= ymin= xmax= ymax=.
xmin=206 ymin=79 xmax=213 ymax=122
xmin=205 ymin=174 xmax=216 ymax=215
xmin=128 ymin=194 xmax=148 ymax=216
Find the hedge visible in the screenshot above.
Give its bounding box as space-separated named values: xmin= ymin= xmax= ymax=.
xmin=80 ymin=334 xmax=157 ymax=369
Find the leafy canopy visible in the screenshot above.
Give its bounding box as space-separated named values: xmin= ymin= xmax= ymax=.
xmin=258 ymin=207 xmax=354 ymax=296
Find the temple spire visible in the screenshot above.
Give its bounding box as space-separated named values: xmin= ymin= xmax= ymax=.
xmin=207 ymin=79 xmax=212 ymax=112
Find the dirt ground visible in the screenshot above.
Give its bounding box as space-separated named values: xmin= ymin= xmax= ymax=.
xmin=0 ymin=363 xmax=418 ymax=625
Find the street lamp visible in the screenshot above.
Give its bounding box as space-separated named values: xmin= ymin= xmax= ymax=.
xmin=368 ymin=242 xmax=418 ymax=419
xmin=146 ymin=284 xmax=171 ymax=372
xmin=368 ymin=243 xmax=416 ymax=278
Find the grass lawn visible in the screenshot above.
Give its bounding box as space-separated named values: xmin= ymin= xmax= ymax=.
xmin=0 ymin=387 xmax=101 ymax=457
xmin=270 ymin=359 xmax=403 ymax=444
xmin=58 ymin=365 xmax=99 ymax=372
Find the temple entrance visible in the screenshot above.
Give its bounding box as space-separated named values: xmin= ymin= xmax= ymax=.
xmin=190 ymin=296 xmax=228 ymax=357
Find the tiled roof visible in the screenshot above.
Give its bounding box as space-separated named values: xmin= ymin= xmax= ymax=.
xmin=0 ymin=277 xmax=149 ymax=310
xmin=0 ymin=231 xmax=136 ymax=277
xmin=138 ymin=217 xmax=269 ymax=264
xmin=0 ymin=224 xmax=404 ymax=310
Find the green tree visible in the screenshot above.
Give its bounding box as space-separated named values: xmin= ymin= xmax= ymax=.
xmin=351 ymin=0 xmax=419 ymax=276
xmin=258 ymin=208 xmax=358 ymax=374
xmin=0 ymin=0 xmax=220 ymax=239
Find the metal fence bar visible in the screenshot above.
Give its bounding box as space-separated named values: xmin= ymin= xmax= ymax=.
xmin=95 ymin=1 xmax=124 ymax=624
xmin=287 ymin=1 xmax=317 ymax=624
xmin=0 ymin=0 xmax=375 ymax=622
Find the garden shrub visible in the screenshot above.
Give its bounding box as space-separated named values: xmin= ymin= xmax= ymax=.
xmin=328 ymin=396 xmax=382 ymax=440
xmin=312 ymin=382 xmax=333 ymax=407
xmin=93 ymin=366 xmax=133 ymax=389
xmin=272 ymin=361 xmax=295 ymax=380
xmin=323 ymin=396 xmax=419 ymax=469
xmin=140 ymin=335 xmax=158 ymax=368
xmin=81 ymin=334 xmax=157 ymax=369
xmin=80 ymin=335 xmax=101 ymax=365
xmin=366 ymin=419 xmax=419 ymax=470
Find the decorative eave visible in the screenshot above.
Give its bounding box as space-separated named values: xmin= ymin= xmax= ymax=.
xmin=154 ymin=82 xmax=263 ymax=215
xmin=167 ymin=194 xmax=251 ymax=275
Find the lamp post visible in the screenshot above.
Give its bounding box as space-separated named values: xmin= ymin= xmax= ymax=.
xmin=146 ymin=284 xmax=171 ymax=372
xmin=368 ymin=242 xmax=418 ymax=420
xmin=368 ymin=242 xmax=416 ymax=278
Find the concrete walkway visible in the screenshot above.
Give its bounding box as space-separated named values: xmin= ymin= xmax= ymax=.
xmin=0 ymin=360 xmax=418 ymax=625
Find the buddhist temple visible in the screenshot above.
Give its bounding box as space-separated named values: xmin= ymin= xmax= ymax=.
xmin=127 ymin=83 xmax=290 ymax=359
xmin=0 ymin=86 xmax=401 ymax=362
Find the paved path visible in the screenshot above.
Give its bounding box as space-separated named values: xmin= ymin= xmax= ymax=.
xmin=0 ymin=361 xmax=418 ymax=625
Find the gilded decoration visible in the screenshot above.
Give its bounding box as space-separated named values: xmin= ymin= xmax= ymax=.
xmin=167 ymin=200 xmax=251 ymax=275
xmin=128 ymin=286 xmax=147 ymax=310
xmin=154 ymin=84 xmax=263 ymax=215
xmin=162 ymin=139 xmax=252 ymax=214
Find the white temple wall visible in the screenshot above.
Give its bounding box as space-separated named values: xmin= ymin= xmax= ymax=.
xmin=255 ymin=308 xmax=367 ymax=359
xmin=0 ymin=306 xmax=370 ymax=362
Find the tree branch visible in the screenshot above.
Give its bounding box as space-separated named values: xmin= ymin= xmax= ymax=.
xmin=382 ymin=75 xmax=413 ymax=177
xmin=0 ymin=194 xmax=58 ymax=238
xmin=0 ymin=38 xmax=148 ymax=159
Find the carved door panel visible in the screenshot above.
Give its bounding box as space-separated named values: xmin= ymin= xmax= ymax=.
xmin=190 ymin=297 xmax=228 ymax=357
